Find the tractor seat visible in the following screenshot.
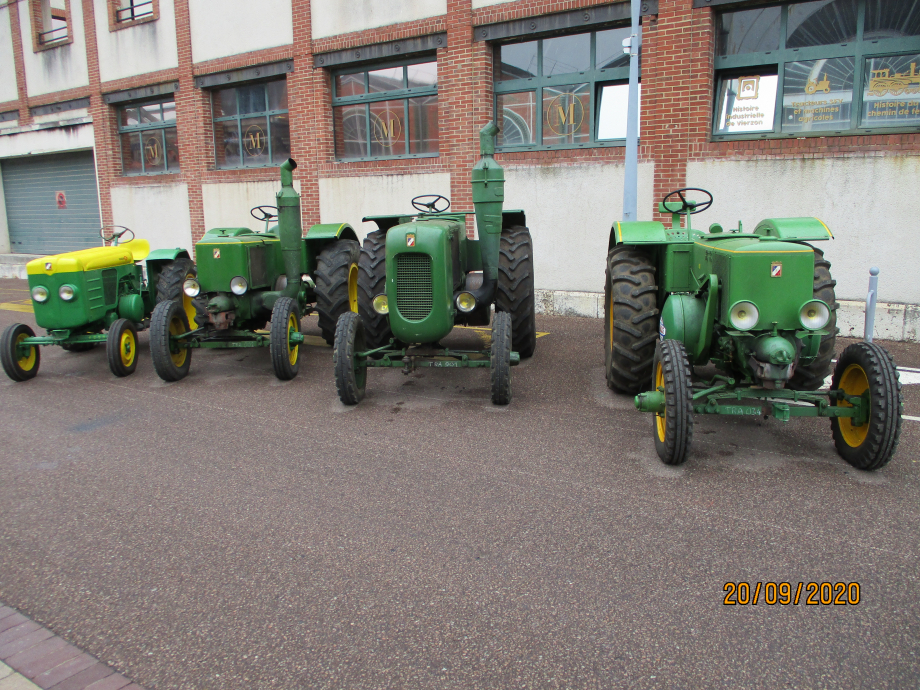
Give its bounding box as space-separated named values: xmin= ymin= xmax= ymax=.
xmin=26 ymin=239 xmax=150 ymax=275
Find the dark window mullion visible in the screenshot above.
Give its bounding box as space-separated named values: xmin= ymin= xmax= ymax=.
xmin=365 ymin=102 xmax=371 ymax=157
xmin=403 ymin=98 xmax=409 ymax=155
xmin=851 ymin=0 xmax=867 ymax=129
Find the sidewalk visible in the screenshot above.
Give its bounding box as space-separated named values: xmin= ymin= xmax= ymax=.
xmin=0 ymin=605 xmax=142 ymax=690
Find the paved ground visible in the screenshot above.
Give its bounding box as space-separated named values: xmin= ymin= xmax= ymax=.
xmin=0 ymin=277 xmax=918 ymax=690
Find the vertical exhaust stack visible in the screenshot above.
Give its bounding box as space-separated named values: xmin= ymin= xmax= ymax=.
xmin=276 ymin=158 xmax=303 ymax=299
xmin=469 ymin=122 xmax=503 ymax=305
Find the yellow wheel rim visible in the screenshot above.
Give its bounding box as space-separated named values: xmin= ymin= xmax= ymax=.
xmin=655 ymin=359 xmax=666 ymax=442
xmin=838 ymin=363 xmax=870 ymax=447
xmin=182 ymin=272 xmax=198 ymax=326
xmin=15 ymin=333 xmax=37 ymax=371
xmin=287 ymin=312 xmax=299 ymax=365
xmin=119 ymin=329 xmax=136 ymax=367
xmin=348 ymin=263 xmax=359 ymax=313
xmin=168 ymin=315 xmax=188 ymax=367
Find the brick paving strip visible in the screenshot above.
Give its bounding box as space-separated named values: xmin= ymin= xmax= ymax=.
xmin=0 ymin=604 xmax=144 ymax=690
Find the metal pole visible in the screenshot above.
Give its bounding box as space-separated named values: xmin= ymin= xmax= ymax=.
xmin=864 ymin=266 xmax=879 ymax=343
xmin=622 ymin=0 xmax=641 ymax=221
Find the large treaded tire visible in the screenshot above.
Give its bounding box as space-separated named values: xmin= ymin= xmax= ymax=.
xmin=357 ymin=230 xmax=395 ymax=350
xmin=106 ymin=318 xmax=138 ymax=377
xmin=1 ymin=323 xmax=40 ymax=382
xmin=156 ymin=257 xmax=197 ymax=328
xmin=270 ymin=296 xmax=301 ymax=381
xmin=604 ymin=246 xmax=660 ymax=394
xmin=652 ymin=339 xmax=694 ymax=465
xmin=830 ymin=342 xmax=902 ymax=471
xmin=334 ymin=311 xmax=367 ymax=405
xmin=315 ymin=239 xmax=360 ymax=345
xmin=150 ymin=300 xmax=192 ymax=382
xmin=496 ymin=226 xmax=537 ymax=359
xmin=490 ymin=311 xmax=512 ymax=405
xmin=789 ymin=249 xmax=838 ymax=390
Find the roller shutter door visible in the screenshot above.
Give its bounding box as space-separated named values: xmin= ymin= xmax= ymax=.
xmin=2 ymin=151 xmax=102 ymax=254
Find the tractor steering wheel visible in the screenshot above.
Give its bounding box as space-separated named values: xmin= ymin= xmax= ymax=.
xmin=251 ymin=205 xmax=279 ymax=222
xmin=100 ymin=225 xmax=135 ymax=245
xmin=661 ymin=188 xmax=713 ymax=215
xmin=411 ymin=195 xmax=451 ymax=213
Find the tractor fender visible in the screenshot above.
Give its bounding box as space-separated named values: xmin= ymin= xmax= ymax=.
xmin=660 ymin=294 xmax=705 ymax=355
xmin=609 ymin=221 xmax=668 ymax=249
xmin=146 ymin=248 xmax=191 ymax=264
xmin=753 ymin=217 xmax=833 ymax=241
xmin=305 ymin=222 xmax=359 ymax=245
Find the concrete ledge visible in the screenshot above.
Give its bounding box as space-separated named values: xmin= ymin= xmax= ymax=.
xmin=535 ymin=290 xmax=920 ymax=343
xmin=0 ymin=255 xmax=41 ymax=280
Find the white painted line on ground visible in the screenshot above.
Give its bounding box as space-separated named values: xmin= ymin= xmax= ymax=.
xmin=904 ymin=415 xmax=920 ymax=422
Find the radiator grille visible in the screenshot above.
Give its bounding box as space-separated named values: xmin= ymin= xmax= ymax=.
xmin=101 ymin=269 xmax=117 ymax=305
xmin=395 ymin=253 xmax=433 ymax=321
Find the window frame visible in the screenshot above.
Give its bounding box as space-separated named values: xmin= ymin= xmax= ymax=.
xmin=493 ymin=26 xmax=640 ymax=152
xmin=108 ymin=0 xmax=159 ymax=32
xmin=116 ymin=97 xmax=180 ymax=176
xmin=210 ymin=78 xmax=291 ymax=170
xmin=330 ymin=55 xmax=440 ymax=162
xmin=29 ymin=0 xmax=72 ymax=52
xmin=713 ymin=0 xmax=920 ymax=140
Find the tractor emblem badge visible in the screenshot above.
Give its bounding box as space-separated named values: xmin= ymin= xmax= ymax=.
xmin=406 ymin=233 xmax=415 ymax=247
xmin=45 ymin=262 xmax=52 ymax=270
xmin=771 ymin=262 xmax=782 ymax=277
xmin=213 ymin=249 xmax=220 ymax=259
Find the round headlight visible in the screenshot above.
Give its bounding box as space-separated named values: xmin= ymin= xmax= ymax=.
xmin=31 ymin=286 xmax=49 ymax=303
xmin=183 ymin=279 xmax=200 ymax=297
xmin=59 ymin=285 xmax=76 ymax=302
xmin=729 ymin=301 xmax=759 ymax=331
xmin=230 ymin=276 xmax=248 ymax=296
xmin=372 ymin=294 xmax=389 ymax=315
xmin=456 ymin=292 xmax=476 ymax=313
xmin=799 ymin=300 xmax=830 ymax=330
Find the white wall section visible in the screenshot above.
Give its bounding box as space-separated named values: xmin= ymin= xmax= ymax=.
xmin=0 ymin=6 xmax=18 ymax=103
xmin=20 ymin=1 xmax=90 ymax=97
xmin=0 ymin=123 xmax=95 ymax=158
xmin=111 ymin=183 xmax=193 ymax=253
xmin=95 ymin=0 xmax=179 ymax=83
xmin=189 ymin=0 xmax=292 ymax=63
xmin=311 ymin=0 xmax=446 ymax=39
xmin=687 ymin=157 xmax=920 ymax=304
xmin=202 ymin=180 xmax=301 ymax=235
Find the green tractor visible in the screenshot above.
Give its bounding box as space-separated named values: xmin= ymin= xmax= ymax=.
xmin=607 ymin=188 xmax=902 ymax=470
xmin=333 ymin=122 xmax=536 ymax=405
xmin=1 ymin=226 xmax=194 ymax=381
xmin=150 ymin=158 xmax=359 ymax=381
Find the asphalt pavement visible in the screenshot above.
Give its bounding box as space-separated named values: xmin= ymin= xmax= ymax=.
xmin=0 ymin=277 xmax=918 ymax=689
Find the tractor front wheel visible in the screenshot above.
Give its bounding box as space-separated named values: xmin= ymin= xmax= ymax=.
xmin=652 ymin=339 xmax=694 ymax=465
xmin=106 ymin=318 xmax=138 ymax=377
xmin=333 ymin=311 xmax=367 ymax=405
xmin=270 ymin=296 xmax=301 ymax=381
xmin=490 ymin=311 xmax=512 ymax=405
xmin=605 ymin=246 xmax=660 ymax=394
xmin=315 ymin=239 xmax=360 ymax=345
xmin=150 ymin=300 xmax=192 ymax=382
xmin=357 ymin=230 xmax=395 ymax=350
xmin=830 ymin=341 xmax=902 ymax=471
xmin=1 ymin=323 xmax=40 ymax=382
xmin=156 ymin=257 xmax=198 ymax=330
xmin=496 ymin=225 xmax=537 ymax=358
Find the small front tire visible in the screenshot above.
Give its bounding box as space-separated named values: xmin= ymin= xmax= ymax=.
xmin=1 ymin=323 xmax=40 ymax=382
xmin=333 ymin=311 xmax=367 ymax=405
xmin=270 ymin=296 xmax=301 ymax=381
xmin=652 ymin=339 xmax=694 ymax=465
xmin=490 ymin=311 xmax=512 ymax=405
xmin=150 ymin=300 xmax=192 ymax=382
xmin=106 ymin=319 xmax=138 ymax=377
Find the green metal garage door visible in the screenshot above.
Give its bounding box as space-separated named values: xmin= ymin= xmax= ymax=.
xmin=2 ymin=151 xmax=102 ymax=254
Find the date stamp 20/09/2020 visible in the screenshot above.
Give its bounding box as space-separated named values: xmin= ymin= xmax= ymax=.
xmin=723 ymin=582 xmax=860 ymax=606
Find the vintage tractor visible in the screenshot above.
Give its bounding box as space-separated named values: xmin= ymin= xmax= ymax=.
xmin=607 ymin=188 xmax=902 ymax=470
xmin=333 ymin=122 xmax=536 ymax=405
xmin=150 ymin=158 xmax=359 ymax=381
xmin=1 ymin=226 xmax=194 ymax=381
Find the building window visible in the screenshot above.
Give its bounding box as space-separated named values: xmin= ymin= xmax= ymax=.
xmin=494 ymin=27 xmax=640 ymax=150
xmin=212 ymin=80 xmax=290 ymax=169
xmin=713 ymin=0 xmax=920 ymax=139
xmin=30 ymin=0 xmax=71 ymax=49
xmin=118 ymin=99 xmax=179 ymax=175
xmin=332 ymin=59 xmax=438 ymax=160
xmin=111 ymin=0 xmax=157 ymax=27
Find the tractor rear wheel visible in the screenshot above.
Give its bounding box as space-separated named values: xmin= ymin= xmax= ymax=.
xmin=150 ymin=300 xmax=192 ymax=382
xmin=830 ymin=342 xmax=902 ymax=471
xmin=106 ymin=318 xmax=138 ymax=377
xmin=358 ymin=230 xmax=395 ymax=350
xmin=315 ymin=239 xmax=360 ymax=345
xmin=490 ymin=311 xmax=512 ymax=405
xmin=270 ymin=296 xmax=301 ymax=381
xmin=1 ymin=323 xmax=40 ymax=382
xmin=789 ymin=249 xmax=837 ymax=390
xmin=333 ymin=311 xmax=367 ymax=405
xmin=496 ymin=226 xmax=537 ymax=358
xmin=156 ymin=257 xmax=198 ymax=330
xmin=604 ymin=246 xmax=660 ymax=394
xmin=652 ymin=339 xmax=694 ymax=465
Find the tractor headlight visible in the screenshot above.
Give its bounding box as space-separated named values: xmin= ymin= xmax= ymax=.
xmin=183 ymin=279 xmax=200 ymax=297
xmin=372 ymin=294 xmax=389 ymax=314
xmin=729 ymin=301 xmax=759 ymax=331
xmin=799 ymin=300 xmax=830 ymax=330
xmin=230 ymin=276 xmax=248 ymax=296
xmin=455 ymin=292 xmax=476 ymax=313
xmin=59 ymin=285 xmax=77 ymax=302
xmin=31 ymin=286 xmax=49 ymax=303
